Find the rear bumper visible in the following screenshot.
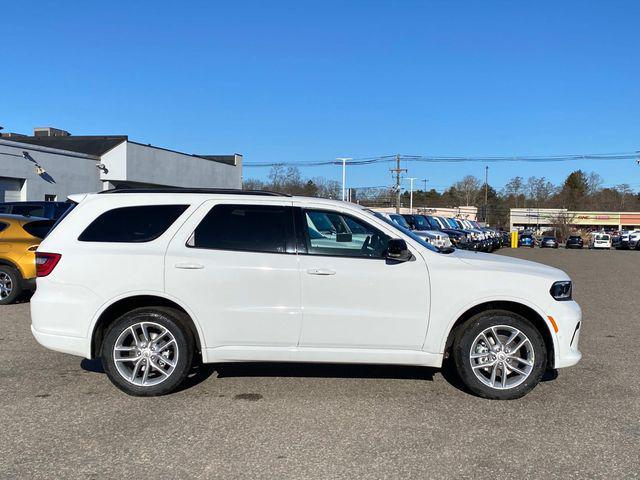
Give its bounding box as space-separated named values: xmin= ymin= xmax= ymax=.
xmin=31 ymin=324 xmax=90 ymax=358
xmin=22 ymin=277 xmax=36 ymax=291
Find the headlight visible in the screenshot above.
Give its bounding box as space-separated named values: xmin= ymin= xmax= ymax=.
xmin=550 ymin=281 xmax=572 ymax=301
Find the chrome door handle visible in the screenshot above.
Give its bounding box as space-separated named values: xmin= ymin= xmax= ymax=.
xmin=307 ymin=268 xmax=336 ymax=276
xmin=175 ymin=262 xmax=204 ymax=270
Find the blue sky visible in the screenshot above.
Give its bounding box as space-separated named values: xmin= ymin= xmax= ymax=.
xmin=2 ymin=0 xmax=639 ymax=192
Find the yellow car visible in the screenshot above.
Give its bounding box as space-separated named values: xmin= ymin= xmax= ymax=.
xmin=0 ymin=214 xmax=54 ymax=304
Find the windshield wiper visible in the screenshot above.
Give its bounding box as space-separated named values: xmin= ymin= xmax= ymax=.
xmin=438 ymin=246 xmax=456 ymax=254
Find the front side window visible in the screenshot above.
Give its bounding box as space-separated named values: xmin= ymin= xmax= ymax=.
xmin=303 ymin=210 xmax=389 ymax=258
xmin=190 ymin=204 xmax=293 ymax=254
xmin=79 ymin=205 xmax=188 ymax=242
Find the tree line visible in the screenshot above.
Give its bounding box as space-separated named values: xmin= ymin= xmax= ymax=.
xmin=244 ymin=167 xmax=640 ymax=227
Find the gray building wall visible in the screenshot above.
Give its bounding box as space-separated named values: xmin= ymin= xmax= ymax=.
xmin=0 ymin=138 xmax=243 ymax=201
xmin=0 ymin=139 xmax=102 ymax=201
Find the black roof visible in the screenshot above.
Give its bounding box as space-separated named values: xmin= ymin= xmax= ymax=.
xmin=9 ymin=135 xmax=128 ymax=156
xmin=99 ymin=187 xmax=290 ymax=197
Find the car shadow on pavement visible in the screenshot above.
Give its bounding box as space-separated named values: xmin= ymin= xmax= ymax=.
xmin=211 ymin=362 xmax=437 ymax=381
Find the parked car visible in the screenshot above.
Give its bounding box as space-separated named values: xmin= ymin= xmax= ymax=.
xmin=499 ymin=231 xmax=512 ymax=247
xmin=540 ymin=236 xmax=559 ymax=249
xmin=588 ymin=232 xmax=611 ymax=249
xmin=424 ymin=216 xmax=474 ymax=250
xmin=629 ymin=231 xmax=640 ymax=250
xmin=0 ymin=214 xmax=55 ymax=304
xmin=0 ymin=201 xmax=72 ymax=220
xmin=519 ymin=233 xmax=535 ymax=248
xmin=565 ymin=235 xmax=584 ymax=249
xmin=400 ymin=214 xmax=451 ymax=249
xmin=32 ymin=188 xmax=582 ymax=400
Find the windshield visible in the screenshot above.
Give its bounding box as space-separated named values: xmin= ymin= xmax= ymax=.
xmin=412 ymin=215 xmax=431 ymax=230
xmin=424 ymin=216 xmax=442 ymax=229
xmin=445 ymin=218 xmax=459 ymax=229
xmin=389 ymin=214 xmax=411 ymax=229
xmin=370 ymin=211 xmax=440 ymax=253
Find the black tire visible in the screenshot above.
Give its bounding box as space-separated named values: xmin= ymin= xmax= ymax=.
xmin=101 ymin=307 xmax=195 ymax=396
xmin=0 ymin=266 xmax=23 ymax=305
xmin=452 ymin=310 xmax=547 ymax=400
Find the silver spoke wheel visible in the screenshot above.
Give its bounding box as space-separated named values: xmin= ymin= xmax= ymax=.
xmin=469 ymin=325 xmax=535 ymax=390
xmin=0 ymin=272 xmax=13 ymax=299
xmin=113 ymin=321 xmax=179 ymax=387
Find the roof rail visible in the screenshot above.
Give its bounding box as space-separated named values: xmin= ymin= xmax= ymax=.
xmin=98 ymin=187 xmax=291 ymax=197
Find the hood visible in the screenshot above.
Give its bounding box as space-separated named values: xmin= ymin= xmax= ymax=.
xmin=452 ymin=249 xmax=569 ymax=281
xmin=414 ymin=230 xmax=443 ymax=238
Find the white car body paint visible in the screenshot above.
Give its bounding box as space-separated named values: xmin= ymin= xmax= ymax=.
xmin=31 ymin=192 xmax=581 ymax=370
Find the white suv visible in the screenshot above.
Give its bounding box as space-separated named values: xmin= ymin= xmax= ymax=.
xmin=31 ymin=189 xmax=582 ymax=399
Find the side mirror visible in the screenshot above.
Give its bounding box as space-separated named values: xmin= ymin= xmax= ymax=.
xmin=386 ymin=238 xmax=412 ymax=262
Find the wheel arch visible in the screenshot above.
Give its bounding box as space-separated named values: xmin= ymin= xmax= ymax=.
xmin=0 ymin=258 xmax=24 ymax=276
xmin=90 ymin=294 xmax=205 ymax=360
xmin=442 ymin=300 xmax=555 ymax=368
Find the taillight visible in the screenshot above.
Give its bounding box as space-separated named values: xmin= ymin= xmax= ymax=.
xmin=35 ymin=252 xmax=61 ymax=277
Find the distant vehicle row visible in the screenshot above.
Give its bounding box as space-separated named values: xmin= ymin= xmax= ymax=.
xmin=377 ymin=213 xmax=508 ymax=253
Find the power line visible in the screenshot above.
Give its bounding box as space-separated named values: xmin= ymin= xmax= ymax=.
xmin=244 ymin=151 xmax=639 ymax=168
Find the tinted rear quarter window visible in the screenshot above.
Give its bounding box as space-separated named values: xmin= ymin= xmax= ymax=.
xmin=0 ymin=222 xmax=7 ymax=234
xmin=23 ymin=220 xmax=55 ymax=239
xmin=79 ymin=205 xmax=188 ymax=242
xmin=190 ymin=204 xmax=293 ymax=253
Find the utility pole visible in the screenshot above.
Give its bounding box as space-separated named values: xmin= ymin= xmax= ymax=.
xmin=422 ymin=178 xmax=429 ymax=209
xmin=406 ymin=177 xmax=418 ymax=213
xmin=484 ymin=165 xmax=489 ymax=225
xmin=390 ymin=154 xmax=407 ymax=213
xmin=336 ymin=157 xmax=352 ymax=202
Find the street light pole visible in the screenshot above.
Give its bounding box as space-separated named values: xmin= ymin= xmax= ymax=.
xmin=406 ymin=177 xmax=418 ymax=213
xmin=336 ymin=157 xmax=352 ymax=202
xmin=484 ymin=165 xmax=489 ymax=224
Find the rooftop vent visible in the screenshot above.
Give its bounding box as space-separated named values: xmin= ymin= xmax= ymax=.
xmin=34 ymin=127 xmax=71 ymax=137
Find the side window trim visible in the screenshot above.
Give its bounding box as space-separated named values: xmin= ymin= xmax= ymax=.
xmin=299 ymin=208 xmax=389 ymax=260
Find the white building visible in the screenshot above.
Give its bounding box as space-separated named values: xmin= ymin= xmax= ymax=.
xmin=0 ymin=127 xmax=242 ymax=202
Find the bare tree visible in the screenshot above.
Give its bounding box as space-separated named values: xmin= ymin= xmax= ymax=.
xmin=586 ymin=172 xmax=603 ymax=196
xmin=452 ymin=175 xmax=481 ymax=206
xmin=526 ymin=176 xmax=556 ymax=208
xmin=549 ymin=210 xmax=577 ymax=242
xmin=504 ymin=176 xmax=524 ymax=207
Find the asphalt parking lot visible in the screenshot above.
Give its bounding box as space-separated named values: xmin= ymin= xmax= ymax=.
xmin=1 ymin=248 xmax=639 ymax=479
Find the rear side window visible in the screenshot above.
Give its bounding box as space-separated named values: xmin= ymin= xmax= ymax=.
xmin=23 ymin=220 xmax=55 ymax=239
xmin=79 ymin=205 xmax=188 ymax=243
xmin=190 ymin=204 xmax=293 ymax=254
xmin=11 ymin=205 xmax=46 ymax=217
xmin=0 ymin=222 xmax=7 ymax=234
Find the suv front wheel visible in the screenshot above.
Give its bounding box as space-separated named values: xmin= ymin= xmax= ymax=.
xmin=101 ymin=307 xmax=195 ymax=396
xmin=452 ymin=310 xmax=547 ymax=400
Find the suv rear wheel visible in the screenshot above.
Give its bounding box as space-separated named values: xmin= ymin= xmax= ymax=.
xmin=452 ymin=310 xmax=547 ymax=400
xmin=0 ymin=266 xmax=22 ymax=305
xmin=101 ymin=307 xmax=195 ymax=396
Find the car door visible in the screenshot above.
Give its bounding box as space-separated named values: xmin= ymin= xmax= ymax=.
xmin=295 ymin=205 xmax=430 ymax=351
xmin=165 ymin=199 xmax=302 ymax=349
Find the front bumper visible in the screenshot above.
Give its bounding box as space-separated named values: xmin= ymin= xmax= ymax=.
xmin=547 ymin=300 xmax=582 ymax=369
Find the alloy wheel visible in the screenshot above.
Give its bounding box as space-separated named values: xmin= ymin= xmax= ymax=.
xmin=469 ymin=325 xmax=535 ymax=390
xmin=0 ymin=272 xmax=13 ymax=299
xmin=113 ymin=321 xmax=179 ymax=386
